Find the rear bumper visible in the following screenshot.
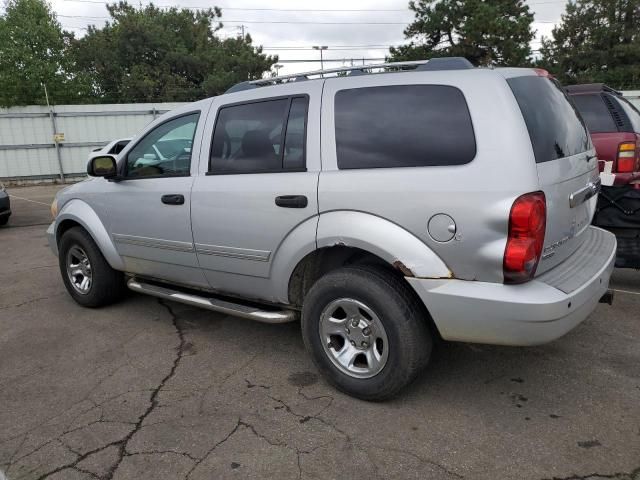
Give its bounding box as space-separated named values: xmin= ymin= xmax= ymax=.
xmin=407 ymin=227 xmax=616 ymax=346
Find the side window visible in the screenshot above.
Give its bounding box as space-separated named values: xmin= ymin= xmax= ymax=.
xmin=125 ymin=113 xmax=199 ymax=178
xmin=334 ymin=85 xmax=476 ymax=169
xmin=209 ymin=96 xmax=309 ymax=174
xmin=283 ymin=97 xmax=308 ymax=170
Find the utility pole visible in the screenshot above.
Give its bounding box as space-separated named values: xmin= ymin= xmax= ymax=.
xmin=43 ymin=83 xmax=65 ymax=183
xmin=313 ymin=46 xmax=328 ymax=76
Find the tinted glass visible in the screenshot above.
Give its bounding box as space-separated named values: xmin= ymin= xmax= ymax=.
xmin=210 ymin=99 xmax=288 ymax=173
xmin=126 ymin=114 xmax=198 ymax=178
xmin=335 ymin=85 xmax=475 ymax=169
xmin=614 ymin=96 xmax=640 ymax=133
xmin=571 ymin=94 xmax=617 ymax=133
xmin=283 ymin=97 xmax=308 ymax=170
xmin=508 ymin=76 xmax=589 ymax=163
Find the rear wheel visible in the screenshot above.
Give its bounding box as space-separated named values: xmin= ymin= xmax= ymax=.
xmin=58 ymin=227 xmax=125 ymax=307
xmin=0 ymin=217 xmax=7 ymax=226
xmin=301 ymin=265 xmax=432 ymax=401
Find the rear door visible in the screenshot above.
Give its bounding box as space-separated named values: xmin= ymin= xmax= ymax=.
xmin=507 ymin=74 xmax=599 ymax=273
xmin=190 ymin=83 xmax=321 ymax=301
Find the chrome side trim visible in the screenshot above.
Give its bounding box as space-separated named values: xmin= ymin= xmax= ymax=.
xmin=569 ymin=178 xmax=601 ymax=208
xmin=113 ymin=233 xmax=194 ymax=253
xmin=127 ymin=279 xmax=297 ymax=324
xmin=195 ymin=243 xmax=271 ymax=262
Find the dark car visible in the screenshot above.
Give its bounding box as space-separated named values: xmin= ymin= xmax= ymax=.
xmin=567 ymin=84 xmax=640 ymax=268
xmin=0 ymin=182 xmax=11 ymax=226
xmin=566 ymin=84 xmax=640 ymax=184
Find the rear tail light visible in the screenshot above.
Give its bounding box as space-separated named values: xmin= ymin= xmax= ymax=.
xmin=617 ymin=142 xmax=638 ymax=173
xmin=503 ymin=192 xmax=546 ymax=284
xmin=533 ymin=68 xmax=553 ymax=78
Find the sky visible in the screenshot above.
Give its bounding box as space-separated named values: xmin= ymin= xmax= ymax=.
xmin=49 ymin=0 xmax=568 ymax=76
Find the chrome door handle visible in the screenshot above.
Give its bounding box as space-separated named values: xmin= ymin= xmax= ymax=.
xmin=161 ymin=194 xmax=185 ymax=205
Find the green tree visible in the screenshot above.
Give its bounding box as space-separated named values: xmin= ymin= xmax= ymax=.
xmin=0 ymin=0 xmax=90 ymax=107
xmin=73 ymin=2 xmax=276 ymax=103
xmin=538 ymin=0 xmax=640 ymax=88
xmin=389 ymin=0 xmax=535 ymax=66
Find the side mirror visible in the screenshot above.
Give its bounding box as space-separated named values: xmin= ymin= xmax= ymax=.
xmin=87 ymin=155 xmax=117 ymax=178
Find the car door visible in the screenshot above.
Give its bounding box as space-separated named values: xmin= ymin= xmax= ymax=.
xmin=191 ymin=83 xmax=321 ymax=302
xmin=104 ymin=108 xmax=209 ymax=288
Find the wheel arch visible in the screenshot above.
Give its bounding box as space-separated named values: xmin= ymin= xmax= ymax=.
xmin=55 ymin=199 xmax=125 ymax=270
xmin=290 ymin=245 xmax=442 ymax=342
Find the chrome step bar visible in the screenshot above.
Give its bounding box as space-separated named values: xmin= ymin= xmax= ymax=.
xmin=127 ymin=279 xmax=297 ymax=324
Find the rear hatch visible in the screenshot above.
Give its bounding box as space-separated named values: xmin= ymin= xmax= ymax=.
xmin=507 ymin=74 xmax=599 ymax=274
xmin=570 ymin=91 xmax=640 ymax=175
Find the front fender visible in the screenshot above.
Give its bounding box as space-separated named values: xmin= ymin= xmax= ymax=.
xmin=316 ymin=211 xmax=451 ymax=278
xmin=55 ymin=199 xmax=125 ymax=270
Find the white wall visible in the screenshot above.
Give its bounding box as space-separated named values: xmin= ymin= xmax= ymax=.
xmin=0 ymin=102 xmax=186 ymax=180
xmin=623 ymin=90 xmax=640 ymax=109
xmin=1 ymin=92 xmax=638 ymax=182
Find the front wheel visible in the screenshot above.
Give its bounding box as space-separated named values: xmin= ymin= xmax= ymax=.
xmin=301 ymin=266 xmax=432 ymax=401
xmin=58 ymin=226 xmax=125 ymax=307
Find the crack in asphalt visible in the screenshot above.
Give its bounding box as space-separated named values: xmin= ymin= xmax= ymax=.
xmin=25 ymin=299 xmax=188 ymax=480
xmin=102 ymin=299 xmax=188 ymax=479
xmin=126 ymin=449 xmax=200 ymax=462
xmin=0 ymin=296 xmax=52 ymax=311
xmin=184 ymin=418 xmax=243 ymax=479
xmin=541 ymin=467 xmax=640 ymax=480
xmin=268 ymin=390 xmax=463 ymax=479
xmin=0 ymin=388 xmax=153 ymax=473
xmin=196 ymin=353 xmax=260 ymax=415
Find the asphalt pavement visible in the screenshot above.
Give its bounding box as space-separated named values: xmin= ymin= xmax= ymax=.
xmin=1 ymin=184 xmax=638 ymax=480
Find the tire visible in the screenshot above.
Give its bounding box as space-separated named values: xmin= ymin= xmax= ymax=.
xmin=0 ymin=216 xmax=8 ymax=226
xmin=58 ymin=226 xmax=126 ymax=307
xmin=301 ymin=265 xmax=432 ymax=401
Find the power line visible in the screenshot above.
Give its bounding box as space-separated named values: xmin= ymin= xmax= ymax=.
xmin=59 ymin=0 xmax=571 ymax=8
xmin=57 ymin=15 xmax=407 ymax=24
xmin=58 ymin=14 xmax=558 ymax=24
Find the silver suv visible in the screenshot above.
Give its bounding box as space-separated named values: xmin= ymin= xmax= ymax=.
xmin=48 ymin=58 xmax=616 ymax=400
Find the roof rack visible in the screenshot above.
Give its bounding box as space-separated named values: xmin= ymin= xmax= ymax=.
xmin=224 ymin=57 xmax=474 ymax=93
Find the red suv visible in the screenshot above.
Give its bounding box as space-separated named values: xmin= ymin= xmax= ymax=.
xmin=566 ymin=84 xmax=640 ymax=184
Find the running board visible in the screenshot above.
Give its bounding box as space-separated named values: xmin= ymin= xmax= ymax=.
xmin=127 ymin=279 xmax=298 ymax=324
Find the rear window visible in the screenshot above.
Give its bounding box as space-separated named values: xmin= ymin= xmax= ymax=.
xmin=508 ymin=76 xmax=590 ymax=163
xmin=570 ymin=94 xmax=618 ymax=133
xmin=614 ymin=96 xmax=640 ymax=133
xmin=334 ymin=85 xmax=476 ymax=169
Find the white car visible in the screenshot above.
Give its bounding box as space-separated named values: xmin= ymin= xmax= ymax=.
xmin=88 ymin=138 xmax=132 ymax=162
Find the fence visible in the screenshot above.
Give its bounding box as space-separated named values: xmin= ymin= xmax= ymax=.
xmin=0 ymin=102 xmax=186 ymax=183
xmin=1 ymin=93 xmax=639 ymax=184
